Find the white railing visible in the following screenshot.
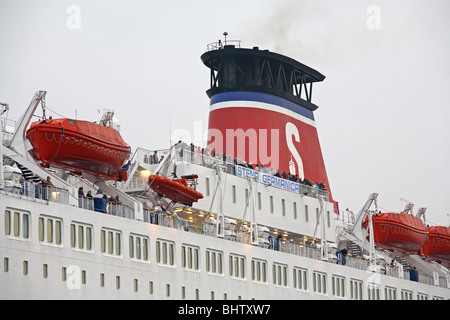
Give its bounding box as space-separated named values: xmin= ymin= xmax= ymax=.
xmin=5 ymin=181 xmax=71 ymax=205
xmin=173 ymin=146 xmax=329 ymax=200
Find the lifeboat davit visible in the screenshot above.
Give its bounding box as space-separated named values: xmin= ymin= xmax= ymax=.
xmin=362 ymin=212 xmax=428 ymax=254
xmin=148 ymin=174 xmax=203 ymax=206
xmin=422 ymin=226 xmax=450 ymax=263
xmin=26 ymin=118 xmax=131 ymax=180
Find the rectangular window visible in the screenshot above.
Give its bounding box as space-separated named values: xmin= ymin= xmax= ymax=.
xmin=331 ymin=275 xmax=345 ymax=298
xmin=182 ymin=244 xmax=199 ymax=271
xmin=205 ymin=178 xmax=210 ymax=196
xmin=156 ymin=239 xmax=175 ymax=266
xmin=100 ymin=273 xmax=105 ymax=287
xmin=4 ymin=210 xmax=11 ymax=236
xmin=43 ymin=264 xmax=48 ymax=278
xmin=229 ymin=253 xmax=245 ymax=279
xmin=257 ymin=192 xmax=261 ymax=210
xmin=270 ymin=196 xmax=274 ymax=213
xmin=5 ymin=209 xmax=30 ymax=240
xmin=251 ymin=258 xmax=267 ymax=283
xmin=281 ymin=199 xmax=286 ymax=216
xmin=312 ymin=271 xmax=327 ymax=294
xmin=232 ymin=185 xmax=236 ymax=203
xmin=23 ymin=260 xmax=28 ymax=275
xmin=149 ymin=281 xmax=153 ymax=295
xmin=350 ymin=279 xmax=363 ymax=300
xmin=293 ymin=202 xmax=297 ymax=219
xmin=293 ymin=267 xmax=308 ymax=291
xmin=327 ymin=211 xmax=331 ymax=228
xmin=206 ymin=249 xmax=223 ymax=275
xmin=417 ymin=293 xmax=428 ymax=300
xmin=401 ymin=289 xmax=413 ymax=300
xmin=384 ymin=286 xmax=397 ymax=300
xmin=100 ymin=228 xmax=121 ymax=256
xmin=367 ymin=283 xmax=380 ymax=300
xmin=273 ymin=263 xmax=288 ymax=287
xmin=71 ymin=222 xmax=93 ymax=252
xmin=129 ymin=234 xmax=150 ymax=262
xmin=305 ymin=205 xmax=309 ymax=222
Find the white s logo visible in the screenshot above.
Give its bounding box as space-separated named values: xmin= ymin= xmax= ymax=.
xmin=285 ymin=122 xmax=304 ymax=179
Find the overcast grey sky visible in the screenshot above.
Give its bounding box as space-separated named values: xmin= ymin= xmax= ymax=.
xmin=1 ymin=0 xmax=449 ymax=225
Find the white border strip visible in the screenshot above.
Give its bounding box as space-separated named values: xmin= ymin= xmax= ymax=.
xmin=210 ymin=100 xmax=316 ymax=127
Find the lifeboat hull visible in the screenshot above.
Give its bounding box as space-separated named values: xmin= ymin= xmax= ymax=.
xmin=362 ymin=212 xmax=428 ymax=254
xmin=148 ymin=175 xmax=203 ymax=206
xmin=26 ymin=119 xmax=131 ymax=180
xmin=422 ymin=226 xmax=450 ymax=263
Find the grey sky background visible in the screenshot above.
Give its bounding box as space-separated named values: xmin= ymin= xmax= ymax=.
xmin=1 ymin=0 xmax=449 ymax=225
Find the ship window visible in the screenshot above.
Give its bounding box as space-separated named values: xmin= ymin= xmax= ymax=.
xmin=251 ymin=258 xmax=267 ymax=283
xmin=257 ymin=192 xmax=261 ymax=210
xmin=327 ymin=211 xmax=331 ymax=227
xmin=270 ymin=196 xmax=273 ymax=213
xmin=129 ymin=234 xmax=149 ymax=262
xmin=367 ymin=282 xmax=380 ymax=300
xmin=232 ymin=185 xmax=236 ymax=203
xmin=100 ymin=273 xmax=105 ymax=287
xmin=305 ymin=205 xmax=309 ymax=222
xmin=331 ymin=275 xmax=345 ymax=298
xmin=350 ymin=279 xmax=363 ymax=300
xmin=293 ymin=202 xmax=297 ymax=219
xmin=229 ymin=253 xmax=245 ymax=279
xmin=206 ymin=249 xmax=223 ymax=275
xmin=281 ymin=199 xmax=286 ymax=216
xmin=312 ymin=271 xmax=327 ymax=295
xmin=100 ymin=227 xmax=121 ymax=257
xmin=417 ymin=292 xmax=428 ymax=300
xmin=4 ymin=210 xmax=10 ymax=236
xmin=5 ymin=209 xmax=30 ymax=240
xmin=39 ymin=215 xmax=63 ymax=246
xmin=205 ymin=178 xmax=210 ymax=196
xmin=272 ymin=263 xmax=288 ymax=287
xmin=156 ymin=239 xmax=175 ymax=266
xmin=401 ymin=289 xmax=413 ymax=300
xmin=71 ymin=222 xmax=93 ymax=252
xmin=293 ymin=267 xmax=308 ymax=291
xmin=43 ymin=264 xmax=48 ymax=278
xmin=182 ymin=244 xmax=199 ymax=271
xmin=384 ymin=286 xmax=397 ymax=300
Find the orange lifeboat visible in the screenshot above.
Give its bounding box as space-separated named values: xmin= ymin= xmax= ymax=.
xmin=148 ymin=174 xmax=204 ymax=206
xmin=362 ymin=212 xmax=428 ymax=254
xmin=26 ymin=118 xmax=131 ymax=180
xmin=422 ymin=226 xmax=450 ymax=263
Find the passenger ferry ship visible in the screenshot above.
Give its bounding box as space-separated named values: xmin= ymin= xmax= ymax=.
xmin=0 ymin=41 xmax=449 ymax=301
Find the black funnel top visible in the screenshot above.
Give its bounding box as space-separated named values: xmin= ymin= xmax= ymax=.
xmin=201 ymin=45 xmax=325 ymax=111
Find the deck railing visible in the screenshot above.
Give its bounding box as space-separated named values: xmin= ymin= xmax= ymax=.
xmin=4 ymin=181 xmax=70 ymax=205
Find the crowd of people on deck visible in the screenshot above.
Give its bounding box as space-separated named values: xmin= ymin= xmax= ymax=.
xmin=170 ymin=140 xmax=328 ymax=192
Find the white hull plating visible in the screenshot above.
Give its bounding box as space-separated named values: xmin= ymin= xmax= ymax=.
xmin=1 ymin=190 xmax=448 ymax=300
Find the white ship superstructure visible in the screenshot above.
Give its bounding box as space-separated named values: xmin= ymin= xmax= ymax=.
xmin=1 ymin=43 xmax=450 ymax=301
